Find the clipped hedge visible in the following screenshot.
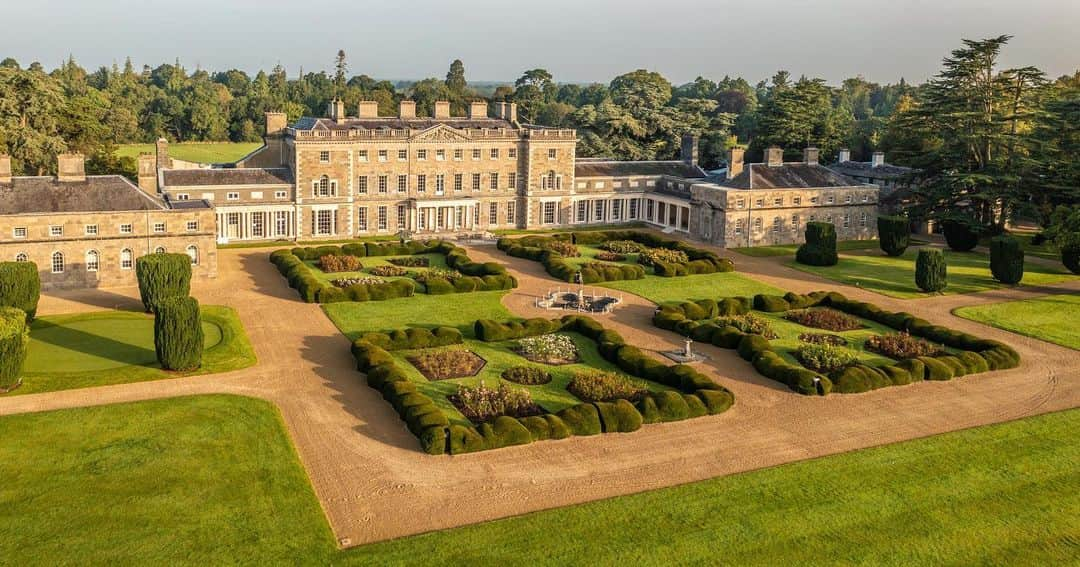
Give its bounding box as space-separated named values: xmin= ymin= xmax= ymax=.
xmin=0 ymin=262 xmax=40 ymax=321
xmin=989 ymin=236 xmax=1024 ymax=285
xmin=915 ymin=248 xmax=947 ymax=292
xmin=153 ymin=295 xmax=203 ymax=371
xmin=796 ymin=222 xmax=838 ymax=266
xmin=877 ymin=215 xmax=910 ymax=257
xmin=270 ymin=239 xmax=515 ymax=304
xmin=0 ymin=306 xmax=29 ymax=390
xmin=353 ymin=314 xmax=734 ymax=454
xmin=135 ymin=253 xmax=192 ymax=312
xmin=497 ymin=230 xmax=734 ymax=283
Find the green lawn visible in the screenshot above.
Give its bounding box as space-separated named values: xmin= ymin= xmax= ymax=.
xmin=980 ymin=231 xmax=1062 ymax=262
xmin=115 ymin=142 xmax=262 ymax=164
xmin=304 ymin=253 xmax=449 ymax=288
xmin=758 ymin=310 xmax=903 ymax=368
xmin=787 ymin=246 xmax=1077 ymax=299
xmin=599 ymin=271 xmax=782 ymax=304
xmin=2 ymin=396 xmax=1075 ymax=565
xmin=955 ymin=294 xmax=1080 ymax=350
xmin=733 ymin=238 xmax=929 ymax=257
xmin=322 ymin=290 xmax=514 ymax=340
xmin=9 ymin=306 xmax=256 ymax=395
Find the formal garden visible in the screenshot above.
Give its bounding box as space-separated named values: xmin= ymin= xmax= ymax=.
xmin=0 ymin=255 xmax=255 ymax=395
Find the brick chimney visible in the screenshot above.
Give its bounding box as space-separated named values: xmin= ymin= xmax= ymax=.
xmin=726 ymin=147 xmax=744 ymax=180
xmin=399 ymin=100 xmax=416 ymax=119
xmin=504 ymin=102 xmax=517 ymax=123
xmin=433 ymin=101 xmax=451 ymax=119
xmin=265 ymin=112 xmax=287 ymax=138
xmin=871 ymin=151 xmax=885 ymax=167
xmin=57 ymin=153 xmax=86 ymax=182
xmin=838 ymin=148 xmax=851 ymax=163
xmin=765 ymin=146 xmax=783 ymax=167
xmin=357 ymin=101 xmax=379 ymax=119
xmin=467 ymin=101 xmax=488 ymax=119
xmin=803 ymin=147 xmax=819 ymax=164
xmin=137 ymin=153 xmax=157 ymax=193
xmin=0 ymin=155 xmax=11 ymax=184
xmin=681 ymin=133 xmax=699 ymax=166
xmin=327 ymin=98 xmax=345 ymax=122
xmin=155 ymin=138 xmax=171 ymax=170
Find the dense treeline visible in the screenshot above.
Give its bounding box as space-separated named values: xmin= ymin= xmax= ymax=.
xmin=0 ymin=36 xmax=1076 ymax=230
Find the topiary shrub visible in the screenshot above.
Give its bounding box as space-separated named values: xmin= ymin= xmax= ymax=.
xmin=796 ymin=222 xmax=838 ymax=266
xmin=447 ymin=424 xmax=486 ymax=454
xmin=478 ymin=415 xmax=533 ymax=449
xmin=0 ymin=307 xmax=29 ymax=390
xmin=556 ymin=403 xmax=602 ymax=435
xmin=136 ymin=254 xmax=192 ymax=312
xmin=0 ymin=262 xmax=40 ymax=321
xmin=915 ymin=248 xmax=947 ymax=292
xmin=594 ymin=399 xmax=643 ymax=433
xmin=1062 ymin=241 xmax=1080 ymax=274
xmin=153 ymin=295 xmax=203 ymax=371
xmin=877 ymin=215 xmax=910 ymax=256
xmin=652 ymin=390 xmax=691 ymax=422
xmin=942 ymin=220 xmax=979 ymax=252
xmin=989 ymin=236 xmax=1024 ymax=284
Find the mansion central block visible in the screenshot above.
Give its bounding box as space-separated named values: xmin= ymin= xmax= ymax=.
xmin=150 ymin=99 xmax=879 ymax=248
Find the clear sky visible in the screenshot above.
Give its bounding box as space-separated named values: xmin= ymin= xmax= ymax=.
xmin=3 ymin=0 xmax=1077 ymax=85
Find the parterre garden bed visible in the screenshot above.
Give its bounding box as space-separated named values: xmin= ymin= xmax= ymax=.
xmin=270 ymin=239 xmax=516 ymax=303
xmin=351 ymin=316 xmax=735 ymax=454
xmin=654 ymin=290 xmax=1020 ymax=395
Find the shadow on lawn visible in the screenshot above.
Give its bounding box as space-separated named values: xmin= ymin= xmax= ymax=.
xmin=29 ymin=318 xmax=157 ymax=366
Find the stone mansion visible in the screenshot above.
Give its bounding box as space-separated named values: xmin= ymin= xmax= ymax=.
xmin=148 ymin=100 xmax=879 ymax=248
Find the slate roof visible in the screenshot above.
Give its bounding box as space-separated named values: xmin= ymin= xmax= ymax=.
xmin=829 ymin=160 xmax=913 ymax=179
xmin=292 ymin=117 xmax=515 ymax=131
xmin=574 ymin=160 xmax=707 ymax=179
xmin=162 ymin=168 xmax=294 ymax=187
xmin=0 ymin=176 xmax=166 ymax=214
xmin=719 ymin=163 xmax=865 ymax=189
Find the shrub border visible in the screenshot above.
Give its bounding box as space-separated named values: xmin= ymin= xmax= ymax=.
xmin=496 ymin=230 xmax=735 ymax=284
xmin=350 ymin=316 xmax=735 ymax=455
xmin=653 ymin=290 xmax=1020 ymax=395
xmin=269 ymin=240 xmax=517 ymax=303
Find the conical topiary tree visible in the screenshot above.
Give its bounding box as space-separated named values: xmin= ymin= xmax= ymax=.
xmin=136 ymin=253 xmax=192 ymax=313
xmin=0 ymin=261 xmax=41 ymax=321
xmin=989 ymin=236 xmax=1024 ymax=284
xmin=796 ymin=222 xmax=838 ymax=266
xmin=154 ymin=296 xmax=204 ymax=371
xmin=915 ymin=248 xmax=947 ymax=292
xmin=942 ymin=220 xmax=979 ymax=252
xmin=877 ymin=215 xmax=910 ymax=257
xmin=0 ymin=306 xmax=29 ymax=391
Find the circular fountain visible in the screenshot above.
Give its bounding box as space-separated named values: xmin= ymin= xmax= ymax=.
xmin=536 ymin=271 xmax=623 ymax=314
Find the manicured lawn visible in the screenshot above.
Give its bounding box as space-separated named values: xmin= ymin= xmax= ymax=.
xmin=758 ymin=310 xmax=903 ymax=368
xmin=0 ymin=395 xmax=336 ymax=564
xmin=980 ymin=231 xmax=1062 ymax=262
xmin=304 ymin=253 xmax=449 ymax=288
xmin=733 ymin=238 xmax=929 ymax=257
xmin=955 ymin=294 xmax=1080 ymax=350
xmin=5 ymin=397 xmax=1074 ymax=564
xmin=322 ymin=290 xmax=514 ymax=340
xmin=599 ymin=271 xmax=782 ymax=304
xmin=115 ymin=142 xmax=262 ymax=164
xmin=787 ymin=246 xmax=1077 ymax=299
xmin=9 ymin=306 xmax=256 ymax=395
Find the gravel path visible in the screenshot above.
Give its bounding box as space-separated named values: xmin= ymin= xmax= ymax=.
xmin=1 ymin=234 xmax=1076 ymax=547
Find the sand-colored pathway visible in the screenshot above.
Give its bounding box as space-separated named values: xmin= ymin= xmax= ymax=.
xmin=1 ymin=235 xmax=1077 ymax=547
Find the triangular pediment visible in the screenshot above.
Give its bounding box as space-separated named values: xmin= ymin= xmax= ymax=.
xmin=409 ymin=123 xmax=472 ymax=142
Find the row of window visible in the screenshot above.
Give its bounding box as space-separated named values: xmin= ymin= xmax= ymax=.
xmin=13 ymin=246 xmax=200 ymax=274
xmin=174 ymin=191 xmax=289 ymax=202
xmin=355 ymin=172 xmax=519 ymax=195
xmin=574 ymin=199 xmax=641 ymax=223
xmin=732 ymin=212 xmax=870 ymax=235
xmin=734 ymin=193 xmax=872 ymax=209
xmin=12 ymin=221 xmax=198 ymax=239
xmin=321 ymin=147 xmax=557 ymax=164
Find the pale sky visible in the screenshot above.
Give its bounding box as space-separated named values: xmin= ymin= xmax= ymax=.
xmin=3 ymin=0 xmax=1077 ymax=85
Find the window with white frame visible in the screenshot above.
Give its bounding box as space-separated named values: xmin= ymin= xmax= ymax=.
xmin=15 ymin=253 xmax=28 ymax=262
xmin=275 ymin=190 xmax=288 ymax=199
xmin=319 ymin=150 xmax=330 ymax=163
xmin=472 ymin=148 xmax=481 ymax=160
xmin=454 ymin=173 xmax=463 ymax=192
xmin=792 ymin=215 xmax=800 ymax=231
xmin=153 ymin=222 xmax=166 ymax=233
xmin=435 ymin=149 xmax=445 ymax=161
xmin=735 ymin=218 xmax=744 ymax=234
xmin=507 ymin=172 xmax=517 ymax=190
xmin=827 ymin=195 xmax=836 ymax=204
xmin=51 ymin=251 xmax=64 ymax=273
xmin=772 ymin=217 xmax=783 ymax=233
xmin=186 ymin=221 xmax=198 ymax=232
xmin=84 ymin=225 xmax=98 ymax=236
xmin=252 ymin=214 xmax=264 ymax=238
xmin=453 ymin=148 xmax=463 ymax=160
xmin=594 ymin=200 xmax=604 ymax=222
xmin=755 ymin=198 xmax=765 ymax=207
xmin=154 ymin=246 xmax=166 ymax=254
xmin=49 ymin=225 xmax=63 ymax=237
xmin=176 ymin=193 xmax=189 ymax=201
xmin=754 ymin=217 xmax=763 ymax=232
xmin=357 ymin=207 xmax=368 ymax=231
xmin=120 ymin=224 xmax=133 ymax=234
xmin=358 ymin=150 xmax=368 ymax=162
xmin=186 ymin=245 xmax=199 ymax=265
xmin=416 ymin=149 xmax=427 ymax=161
xmin=612 ymin=200 xmax=623 ymax=220
xmin=736 ymin=198 xmax=745 ymax=209
xmin=489 ymin=202 xmax=498 ymax=225
xmin=358 ymin=176 xmax=368 ymax=194
xmin=576 ymin=201 xmax=587 ymax=223
xmin=397 ymin=175 xmax=408 ymax=193
xmin=508 ymin=148 xmax=517 ymax=159
xmin=227 ymin=192 xmax=240 ymax=201
xmin=435 ymin=174 xmax=445 ymax=195
xmin=542 ymin=202 xmax=557 ymax=224
xmin=377 ymin=206 xmax=387 ymax=230
xmin=398 ymin=149 xmax=407 ymax=161
xmin=490 ymin=148 xmax=499 ymax=160
xmin=315 ymin=210 xmax=334 ymax=235
xmin=378 ymin=150 xmax=388 ymax=162
xmin=843 ymin=214 xmax=850 ymax=228
xmin=121 ymin=249 xmax=133 ymax=270
xmin=13 ymin=227 xmax=26 ymax=239
xmin=811 ymin=196 xmax=820 ymax=204
xmin=417 ymin=175 xmax=426 ymax=193
xmin=774 ymin=197 xmax=783 ymax=206
xmin=472 ymin=173 xmax=481 ymax=191
xmin=629 ymin=199 xmax=639 ymax=219
xmin=793 ymin=196 xmax=802 ymax=206
xmin=418 ymin=209 xmax=428 ymax=230
xmin=860 ymin=212 xmax=868 ymax=227
xmin=490 ymin=173 xmax=499 ymax=190
xmin=397 ymin=205 xmax=405 ymax=229
xmin=275 ymin=211 xmax=288 ymax=236
xmin=378 ymin=175 xmax=388 ymax=194
xmin=507 ymin=202 xmax=516 ymax=224
xmin=547 ymin=148 xmax=556 ymax=160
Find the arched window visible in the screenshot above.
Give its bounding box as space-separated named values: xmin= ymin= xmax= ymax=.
xmin=186 ymin=245 xmax=199 ymax=266
xmin=120 ymin=248 xmax=133 ymax=270
xmin=316 ymin=176 xmax=330 ymax=197
xmin=51 ymin=252 xmax=64 ymax=274
xmin=85 ymin=250 xmax=99 ymax=271
xmin=14 ymin=253 xmax=28 ymax=262
xmin=154 ymin=246 xmax=166 ymax=254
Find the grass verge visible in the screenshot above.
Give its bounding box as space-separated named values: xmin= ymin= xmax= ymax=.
xmin=954 ymin=294 xmax=1080 ymax=350
xmin=322 ymin=290 xmax=514 ymax=340
xmin=115 ymin=142 xmax=262 ymax=163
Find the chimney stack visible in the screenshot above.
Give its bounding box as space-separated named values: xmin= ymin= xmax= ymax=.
xmin=681 ymin=133 xmax=699 ymax=166
xmin=399 ymin=100 xmax=416 ymax=119
xmin=803 ymin=147 xmax=819 ymax=164
xmin=327 ymin=98 xmax=345 ymax=122
xmin=0 ymin=155 xmax=11 ymax=184
xmin=838 ymin=148 xmax=851 ymax=163
xmin=726 ymin=147 xmax=744 ymax=180
xmin=137 ymin=153 xmax=158 ymax=193
xmin=871 ymin=151 xmax=885 ymax=168
xmin=155 ymin=138 xmax=172 ymax=170
xmin=467 ymin=101 xmax=488 ymax=119
xmin=57 ymin=153 xmax=86 ymax=182
xmin=433 ymin=101 xmax=451 ymax=119
xmin=357 ymin=101 xmax=379 ymax=119
xmin=495 ymin=102 xmax=518 ymax=123
xmin=265 ymin=112 xmax=287 ymax=138
xmin=765 ymin=146 xmax=783 ymax=167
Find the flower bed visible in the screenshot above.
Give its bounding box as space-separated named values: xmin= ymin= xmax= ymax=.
xmin=794 ymin=343 xmax=856 ymax=373
xmin=449 ymin=383 xmax=545 ymax=423
xmin=515 ymin=334 xmax=579 ymax=365
xmin=638 ymin=248 xmax=689 ymax=267
xmin=369 ymin=265 xmax=408 ymax=277
xmin=601 ymin=240 xmax=645 ymax=254
xmin=543 ymin=240 xmax=580 ymax=257
xmin=799 ymin=333 xmax=847 ymax=346
xmin=407 ymin=349 xmax=486 ymax=380
xmin=865 ymin=332 xmax=944 ymax=358
xmin=595 ymin=251 xmax=627 ymax=262
xmin=714 ymin=313 xmax=778 ymax=338
xmin=332 ymin=276 xmax=385 ymax=288
xmin=784 ymin=308 xmax=863 ymax=331
xmin=501 ymin=366 xmax=552 ymax=385
xmin=388 ymin=256 xmax=429 ymax=267
xmin=413 ymin=267 xmax=462 ymax=283
xmin=567 ymin=370 xmax=647 ymax=402
xmin=318 ymin=255 xmax=363 ymax=273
